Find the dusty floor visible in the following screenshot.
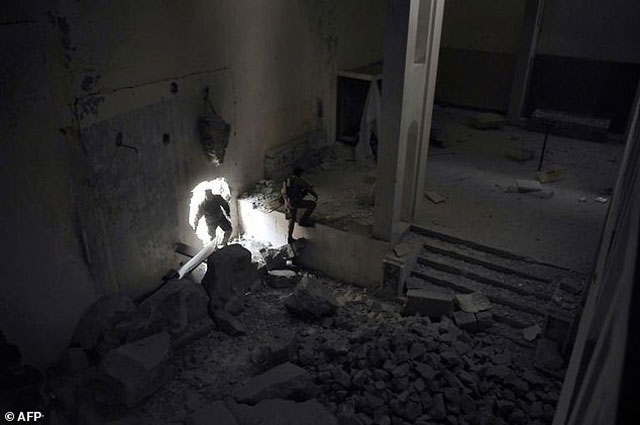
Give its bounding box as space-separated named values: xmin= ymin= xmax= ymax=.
xmin=416 ymin=106 xmax=623 ymax=273
xmin=301 ymin=106 xmax=623 ymax=273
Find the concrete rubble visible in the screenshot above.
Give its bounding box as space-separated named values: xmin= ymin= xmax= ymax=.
xmin=233 ymin=362 xmax=320 ymax=404
xmin=285 ymin=276 xmax=340 ymax=320
xmin=101 ymin=331 xmax=171 ymax=407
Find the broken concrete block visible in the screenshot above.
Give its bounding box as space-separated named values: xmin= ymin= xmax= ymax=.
xmin=515 ymin=179 xmax=542 ymax=193
xmin=203 ymin=244 xmax=260 ymax=311
xmin=233 ymin=362 xmax=320 ymax=405
xmin=470 ymin=113 xmax=506 ymax=130
xmin=266 ymin=270 xmax=301 ymax=288
xmin=476 ymin=311 xmax=493 ymax=330
xmin=393 ymin=242 xmax=411 ymax=258
xmin=125 ymin=279 xmax=209 ymax=341
xmin=285 ymin=277 xmax=339 ymax=320
xmin=454 ymin=292 xmax=491 ymax=313
xmin=73 ymin=295 xmax=135 ymax=350
xmin=189 ymin=401 xmax=238 ymax=425
xmin=250 ymin=341 xmax=293 ymax=372
xmin=506 ymin=147 xmax=534 ymax=162
xmin=522 ymin=324 xmax=542 ymax=342
xmin=228 ymin=398 xmax=338 ymax=425
xmin=453 ymin=311 xmax=477 ymax=332
xmin=261 ymin=244 xmax=297 ymax=270
xmin=536 ymin=167 xmax=565 ymax=183
xmin=213 ymin=310 xmax=245 ymax=336
xmin=404 ymin=289 xmax=453 ymax=319
xmin=424 ymin=191 xmax=446 ymax=204
xmin=101 ymin=331 xmax=171 ymax=407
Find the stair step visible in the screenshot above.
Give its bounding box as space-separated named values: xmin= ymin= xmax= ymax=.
xmin=417 ymin=254 xmax=573 ymax=303
xmin=422 ymin=244 xmax=549 ymax=283
xmin=412 ymin=265 xmax=549 ymax=318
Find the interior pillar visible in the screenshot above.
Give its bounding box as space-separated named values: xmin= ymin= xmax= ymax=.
xmin=507 ymin=0 xmax=545 ymax=124
xmin=374 ymin=0 xmax=445 ymax=242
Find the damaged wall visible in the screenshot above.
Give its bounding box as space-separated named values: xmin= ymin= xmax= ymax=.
xmin=0 ymin=0 xmax=338 ymax=366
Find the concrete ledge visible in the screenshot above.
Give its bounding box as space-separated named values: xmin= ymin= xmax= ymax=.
xmin=238 ymin=199 xmax=389 ymax=289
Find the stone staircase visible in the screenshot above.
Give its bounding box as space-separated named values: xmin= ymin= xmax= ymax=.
xmin=403 ymin=226 xmax=585 ymax=347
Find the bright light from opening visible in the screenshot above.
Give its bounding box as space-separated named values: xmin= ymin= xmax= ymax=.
xmin=189 ymin=178 xmax=231 ymax=246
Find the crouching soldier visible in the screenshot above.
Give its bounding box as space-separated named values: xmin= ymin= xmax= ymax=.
xmin=281 ymin=167 xmax=318 ymax=244
xmin=192 ymin=189 xmax=232 ymax=247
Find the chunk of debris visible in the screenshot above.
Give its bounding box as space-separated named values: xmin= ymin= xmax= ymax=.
xmin=189 ymin=401 xmax=238 ymax=425
xmin=404 ymin=289 xmax=453 ymax=319
xmin=101 ymin=331 xmax=171 ymax=407
xmin=393 ymin=242 xmax=411 ymax=257
xmin=454 ymin=291 xmax=492 ymax=313
xmin=250 ymin=341 xmax=294 ymax=372
xmin=424 ymin=191 xmax=446 ymax=204
xmin=261 ymin=244 xmax=297 ymax=270
xmin=453 ymin=311 xmax=477 ymax=332
xmin=233 ymin=362 xmax=320 ymax=405
xmin=476 ymin=310 xmax=493 ymax=330
xmin=506 ymin=147 xmax=534 ymax=162
xmin=213 ymin=310 xmax=245 ymax=336
xmin=285 ymin=277 xmax=339 ymax=320
xmin=470 ymin=113 xmax=506 ymax=129
xmin=203 ymin=244 xmax=261 ymax=311
xmin=266 ymin=270 xmax=301 ymax=288
xmin=579 ymin=196 xmax=587 ymax=202
xmin=536 ymin=167 xmax=565 ymax=183
xmin=515 ymin=179 xmax=542 ymax=193
xmin=595 ymin=196 xmax=609 ymax=204
xmin=522 ymin=324 xmax=542 ymax=342
xmin=73 ymin=295 xmax=135 ymax=350
xmin=228 ymin=398 xmax=338 ymax=425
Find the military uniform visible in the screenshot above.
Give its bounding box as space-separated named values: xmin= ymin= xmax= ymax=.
xmin=281 ymin=175 xmax=317 ymax=242
xmin=193 ymin=193 xmax=232 ymax=245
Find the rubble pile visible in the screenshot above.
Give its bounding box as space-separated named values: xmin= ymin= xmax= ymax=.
xmin=291 ymin=314 xmax=561 ymax=425
xmin=238 ymin=180 xmax=281 ymax=211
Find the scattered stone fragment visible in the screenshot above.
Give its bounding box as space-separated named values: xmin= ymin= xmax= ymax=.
xmin=213 ymin=310 xmax=245 ymax=336
xmin=233 ymin=362 xmax=320 ymax=405
xmin=522 ymin=324 xmax=542 ymax=342
xmin=536 ymin=167 xmax=565 ymax=183
xmin=73 ymin=295 xmax=135 ymax=350
xmin=475 ymin=311 xmax=493 ymax=330
xmin=101 ymin=331 xmax=171 ymax=407
xmin=430 ymin=393 xmax=447 ymax=420
xmin=470 ymin=113 xmax=506 ymax=129
xmin=453 ymin=311 xmax=477 ymax=332
xmin=267 ymin=270 xmax=301 ymax=288
xmin=404 ymin=289 xmax=453 ymax=319
xmin=515 ymin=179 xmax=542 ymax=193
xmin=506 ymin=147 xmax=533 ymax=162
xmin=285 ymin=277 xmax=339 ymax=320
xmin=595 ymin=196 xmax=609 ymax=204
xmin=189 ymin=401 xmax=238 ymax=425
xmin=424 ymin=191 xmax=446 ymax=204
xmin=393 ymin=242 xmax=411 ymax=258
xmin=454 ymin=292 xmax=491 ymax=313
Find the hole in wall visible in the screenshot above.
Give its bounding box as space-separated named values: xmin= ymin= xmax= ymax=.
xmin=170 ymin=82 xmax=178 ymax=94
xmin=163 ymin=133 xmax=170 ymax=145
xmin=188 ymin=178 xmax=231 ymax=246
